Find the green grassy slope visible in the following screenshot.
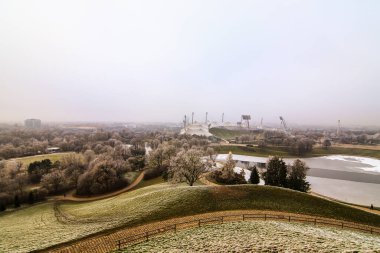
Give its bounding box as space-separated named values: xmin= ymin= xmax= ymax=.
xmin=214 ymin=145 xmax=380 ymax=159
xmin=1 ymin=184 xmax=379 ymax=252
xmin=13 ymin=152 xmax=75 ymax=165
xmin=209 ymin=128 xmax=262 ymax=139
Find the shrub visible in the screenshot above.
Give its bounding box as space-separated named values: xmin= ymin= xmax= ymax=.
xmin=76 ymin=158 xmax=129 ymax=196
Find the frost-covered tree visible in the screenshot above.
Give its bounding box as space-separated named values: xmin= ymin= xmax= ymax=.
xmin=206 ymin=147 xmax=216 ymax=162
xmin=41 ymin=169 xmax=67 ymax=194
xmin=169 ymin=149 xmax=208 ymax=186
xmin=220 ymin=152 xmax=236 ymax=180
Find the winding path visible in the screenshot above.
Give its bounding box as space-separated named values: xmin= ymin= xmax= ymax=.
xmin=53 ymin=172 xmax=145 ymax=202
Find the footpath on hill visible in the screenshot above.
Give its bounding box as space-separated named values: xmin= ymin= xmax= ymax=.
xmin=45 ymin=209 xmax=380 ymax=253
xmin=52 ymin=172 xmax=145 ymax=202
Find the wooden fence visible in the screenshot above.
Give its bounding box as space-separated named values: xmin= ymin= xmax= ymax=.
xmin=115 ymin=213 xmax=380 ymax=251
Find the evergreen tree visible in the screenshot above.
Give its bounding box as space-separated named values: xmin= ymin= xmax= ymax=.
xmin=287 ymin=159 xmax=310 ymax=192
xmin=14 ymin=195 xmax=20 ymax=208
xmin=262 ymin=156 xmax=288 ymax=187
xmin=249 ymin=166 xmax=260 ymax=184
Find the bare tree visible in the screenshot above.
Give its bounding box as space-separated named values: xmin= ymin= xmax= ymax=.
xmin=206 ymin=147 xmax=216 ymax=162
xmin=40 ymin=169 xmax=67 ymax=194
xmin=60 ymin=153 xmax=86 ymax=187
xmin=169 ymin=149 xmax=208 ymax=186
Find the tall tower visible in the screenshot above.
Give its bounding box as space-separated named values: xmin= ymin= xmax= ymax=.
xmin=183 ymin=115 xmax=187 ymax=128
xmin=192 ymin=112 xmax=194 ymax=124
xmin=222 ymin=113 xmax=224 ymax=123
xmin=205 ymin=112 xmax=208 ymax=124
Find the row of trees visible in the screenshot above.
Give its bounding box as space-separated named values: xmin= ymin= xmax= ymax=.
xmin=262 ymin=156 xmax=310 ymax=192
xmin=0 ymin=127 xmax=212 ymax=160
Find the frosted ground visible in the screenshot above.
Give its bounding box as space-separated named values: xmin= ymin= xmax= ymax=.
xmin=126 ymin=221 xmax=380 ymax=252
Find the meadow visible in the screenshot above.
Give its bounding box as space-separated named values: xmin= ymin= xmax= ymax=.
xmin=1 ymin=184 xmax=380 ymax=252
xmin=125 ymin=221 xmax=380 ymax=252
xmin=13 ymin=152 xmax=75 ymax=166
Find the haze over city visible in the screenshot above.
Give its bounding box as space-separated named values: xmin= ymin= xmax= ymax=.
xmin=1 ymin=0 xmax=380 ymax=126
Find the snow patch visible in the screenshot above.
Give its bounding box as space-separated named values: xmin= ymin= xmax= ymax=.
xmin=322 ymin=155 xmax=380 ymax=173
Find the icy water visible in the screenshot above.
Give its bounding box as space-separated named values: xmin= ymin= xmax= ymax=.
xmin=217 ymin=154 xmax=380 ymax=206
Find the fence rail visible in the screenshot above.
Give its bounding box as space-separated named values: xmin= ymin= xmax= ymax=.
xmin=115 ymin=213 xmax=380 ymax=251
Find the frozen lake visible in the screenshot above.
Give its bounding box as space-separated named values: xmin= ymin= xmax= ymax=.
xmin=307 ymin=176 xmax=380 ymax=206
xmin=216 ymin=154 xmax=380 ymax=206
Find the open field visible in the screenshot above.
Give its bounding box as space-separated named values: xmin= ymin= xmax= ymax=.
xmin=214 ymin=145 xmax=380 ymax=159
xmin=333 ymin=143 xmax=380 ymax=151
xmin=209 ymin=128 xmax=262 ymax=139
xmin=125 ymin=221 xmax=380 ymax=252
xmin=12 ymin=152 xmax=75 ymax=165
xmin=1 ymin=184 xmax=380 ymax=252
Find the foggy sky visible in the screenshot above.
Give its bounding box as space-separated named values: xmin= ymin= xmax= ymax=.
xmin=1 ymin=0 xmax=379 ymax=126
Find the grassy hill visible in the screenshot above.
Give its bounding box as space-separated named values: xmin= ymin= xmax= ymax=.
xmin=209 ymin=128 xmax=263 ymax=140
xmin=1 ymin=184 xmax=379 ymax=252
xmin=214 ymin=145 xmax=380 ymax=159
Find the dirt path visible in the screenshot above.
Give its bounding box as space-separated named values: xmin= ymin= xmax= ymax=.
xmin=310 ymin=192 xmax=380 ymax=216
xmin=199 ymin=173 xmax=218 ymax=186
xmin=53 ymin=172 xmax=145 ymax=202
xmin=44 ymin=209 xmax=379 ymax=253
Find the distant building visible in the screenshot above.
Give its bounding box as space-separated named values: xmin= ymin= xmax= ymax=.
xmin=24 ymin=119 xmax=42 ymax=128
xmin=46 ymin=147 xmax=60 ymax=153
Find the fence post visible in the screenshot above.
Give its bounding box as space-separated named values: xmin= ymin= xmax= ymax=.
xmin=243 ymin=214 xmax=245 ymax=221
xmin=341 ymin=222 xmax=344 ymax=228
xmin=118 ymin=240 xmax=121 ymax=251
xmin=288 ymin=216 xmax=291 ymax=222
xmin=371 ymin=228 xmax=373 ymax=234
xmin=221 ymin=216 xmax=224 ymax=224
xmin=314 ymin=218 xmax=316 ymax=225
xmin=146 ymin=232 xmax=148 ymax=242
xmin=265 ymin=214 xmax=266 ymax=221
xmin=198 ymin=220 xmax=200 ymax=227
xmin=174 ymin=224 xmax=177 ymax=233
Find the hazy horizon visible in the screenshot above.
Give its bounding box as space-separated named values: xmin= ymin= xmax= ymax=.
xmin=1 ymin=0 xmax=380 ymax=126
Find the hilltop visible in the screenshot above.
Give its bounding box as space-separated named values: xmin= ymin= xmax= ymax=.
xmin=1 ymin=183 xmax=379 ymax=252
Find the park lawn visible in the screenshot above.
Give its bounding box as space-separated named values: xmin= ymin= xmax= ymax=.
xmin=209 ymin=128 xmax=263 ymax=140
xmin=214 ymin=145 xmax=296 ymax=157
xmin=214 ymin=145 xmax=380 ymax=159
xmin=13 ymin=152 xmax=75 ymax=166
xmin=1 ymin=184 xmax=380 ymax=252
